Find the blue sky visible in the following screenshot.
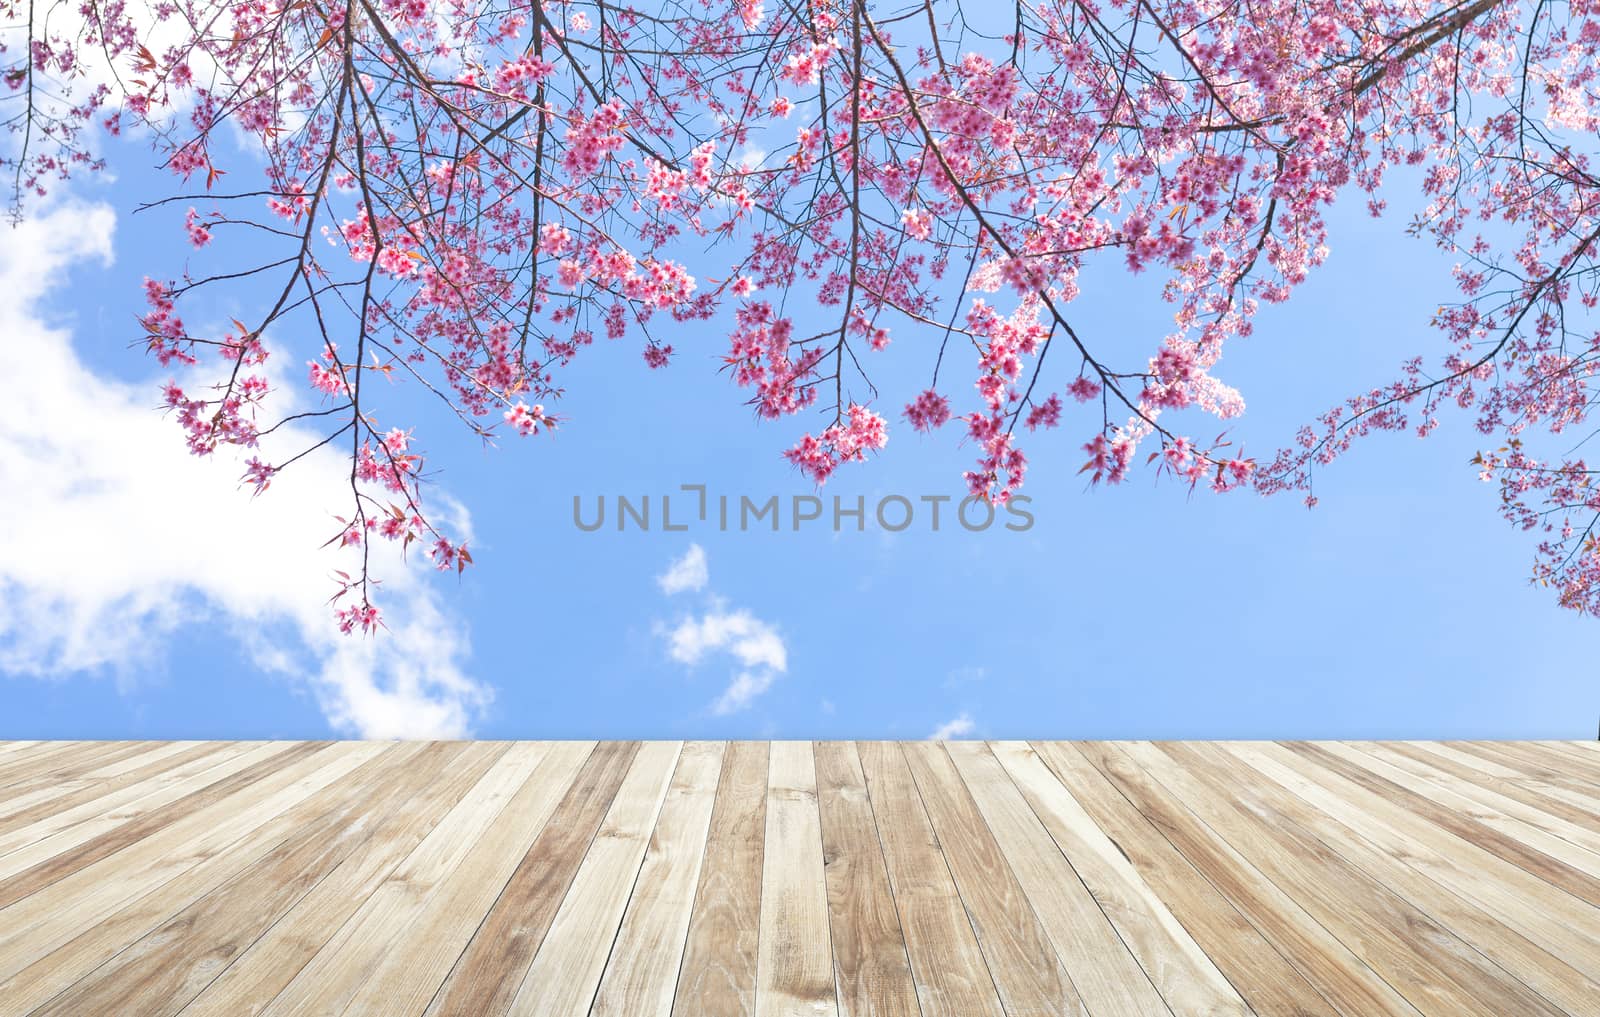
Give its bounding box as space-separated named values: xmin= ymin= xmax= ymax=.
xmin=0 ymin=136 xmax=1594 ymax=741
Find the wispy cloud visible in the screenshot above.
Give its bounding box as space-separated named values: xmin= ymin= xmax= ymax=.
xmin=666 ymin=607 xmax=788 ymax=674
xmin=929 ymin=713 xmax=976 ymax=740
xmin=0 ymin=202 xmax=490 ymax=737
xmin=656 ymin=543 xmax=709 ymax=595
xmin=655 ymin=545 xmax=787 ymax=714
xmin=712 ymin=671 xmax=777 ymax=715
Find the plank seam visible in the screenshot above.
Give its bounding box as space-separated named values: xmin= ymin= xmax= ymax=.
xmin=989 ymin=742 xmax=1178 ymax=1017
xmin=418 ymin=741 xmax=631 ymax=1017
xmin=836 ymin=741 xmax=926 ymax=1017
xmin=1105 ymin=742 xmax=1429 ymax=1017
xmin=887 ymin=741 xmax=1011 ymax=1015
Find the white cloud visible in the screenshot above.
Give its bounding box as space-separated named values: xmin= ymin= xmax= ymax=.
xmin=929 ymin=713 xmax=976 ymax=740
xmin=0 ymin=202 xmax=491 ymax=738
xmin=655 ymin=546 xmax=787 ymax=714
xmin=711 ymin=671 xmax=776 ymax=716
xmin=666 ymin=607 xmax=787 ymax=673
xmin=656 ymin=543 xmax=709 ymax=595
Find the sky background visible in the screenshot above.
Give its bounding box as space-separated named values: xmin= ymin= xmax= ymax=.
xmin=1 ymin=131 xmax=1595 ymax=742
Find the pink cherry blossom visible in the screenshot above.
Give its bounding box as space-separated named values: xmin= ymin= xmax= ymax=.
xmin=905 ymin=390 xmax=952 ymax=433
xmin=504 ymin=401 xmax=552 ymax=437
xmin=11 ymin=0 xmax=1600 ymax=624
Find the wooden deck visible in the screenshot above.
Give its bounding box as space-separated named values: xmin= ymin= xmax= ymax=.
xmin=0 ymin=742 xmax=1596 ymax=1016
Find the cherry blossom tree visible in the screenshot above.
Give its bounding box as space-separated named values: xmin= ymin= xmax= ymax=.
xmin=6 ymin=0 xmax=1600 ymax=628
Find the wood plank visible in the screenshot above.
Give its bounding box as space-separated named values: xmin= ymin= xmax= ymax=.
xmin=1063 ymin=741 xmax=1424 ymax=1017
xmin=173 ymin=743 xmax=506 ymax=1017
xmin=0 ymin=740 xmax=1593 ymax=1017
xmin=0 ymin=743 xmax=164 ymax=788
xmin=1443 ymin=742 xmax=1600 ymax=799
xmin=1201 ymin=742 xmax=1600 ymax=1017
xmin=813 ymin=740 xmax=918 ymax=1017
xmin=0 ymin=742 xmax=158 ymax=801
xmin=0 ymin=745 xmax=464 ymax=1016
xmin=856 ymin=740 xmax=1006 ymax=1017
xmin=1379 ymin=742 xmax=1600 ymax=836
xmin=1288 ymin=742 xmax=1600 ymax=908
xmin=754 ymin=741 xmax=837 ymax=1017
xmin=258 ymin=742 xmax=558 ymax=1016
xmin=0 ymin=742 xmax=93 ymax=788
xmin=591 ymin=742 xmax=726 ymax=1017
xmin=1444 ymin=739 xmax=1600 ymax=786
xmin=947 ymin=741 xmax=1186 ymax=1017
xmin=1342 ymin=743 xmax=1600 ymax=875
xmin=339 ymin=742 xmax=595 ymax=1017
xmin=1002 ymin=741 xmax=1311 ymax=1017
xmin=1506 ymin=742 xmax=1600 ymax=780
xmin=1125 ymin=740 xmax=1565 ymax=1017
xmin=1233 ymin=741 xmax=1600 ymax=986
xmin=0 ymin=742 xmax=230 ymax=837
xmin=0 ymin=742 xmax=380 ymax=982
xmin=0 ymin=742 xmax=310 ymax=906
xmin=1487 ymin=742 xmax=1600 ymax=792
xmin=901 ymin=741 xmax=1085 ymax=1017
xmin=17 ymin=742 xmax=436 ymax=1017
xmin=0 ymin=742 xmax=275 ymax=866
xmin=0 ymin=742 xmax=186 ymax=821
xmin=504 ymin=740 xmax=683 ymax=1016
xmin=422 ymin=740 xmax=640 ymax=1017
xmin=672 ymin=741 xmax=768 ymax=1017
xmin=1535 ymin=741 xmax=1600 ymax=761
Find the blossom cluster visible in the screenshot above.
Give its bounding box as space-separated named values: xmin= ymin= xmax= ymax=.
xmin=9 ymin=0 xmax=1600 ymax=624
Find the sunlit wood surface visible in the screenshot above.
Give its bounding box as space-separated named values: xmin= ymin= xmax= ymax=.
xmin=0 ymin=740 xmax=1596 ymax=1016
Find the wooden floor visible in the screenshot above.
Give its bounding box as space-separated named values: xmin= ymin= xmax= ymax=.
xmin=0 ymin=742 xmax=1597 ymax=1016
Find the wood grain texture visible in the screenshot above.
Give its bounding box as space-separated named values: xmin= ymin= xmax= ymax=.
xmin=506 ymin=740 xmax=682 ymax=1017
xmin=948 ymin=741 xmax=1183 ymax=1017
xmin=1205 ymin=742 xmax=1600 ymax=1017
xmin=178 ymin=742 xmax=505 ymax=1017
xmin=591 ymin=741 xmax=725 ymax=1017
xmin=672 ymin=741 xmax=768 ymax=1017
xmin=755 ymin=741 xmax=837 ymax=1017
xmin=0 ymin=742 xmax=95 ymax=789
xmin=813 ymin=740 xmax=918 ymax=1017
xmin=1290 ymin=741 xmax=1600 ymax=909
xmin=0 ymin=742 xmax=226 ymax=839
xmin=0 ymin=742 xmax=375 ymax=986
xmin=901 ymin=741 xmax=1085 ymax=1017
xmin=1236 ymin=740 xmax=1600 ymax=986
xmin=1011 ymin=742 xmax=1327 ymax=1017
xmin=856 ymin=741 xmax=1006 ymax=1017
xmin=0 ymin=742 xmax=191 ymax=826
xmin=19 ymin=742 xmax=434 ymax=1017
xmin=0 ymin=742 xmax=286 ymax=885
xmin=1466 ymin=742 xmax=1600 ymax=788
xmin=1442 ymin=742 xmax=1600 ymax=814
xmin=346 ymin=742 xmax=596 ymax=1017
xmin=1378 ymin=742 xmax=1600 ymax=836
xmin=1127 ymin=740 xmax=1566 ymax=1017
xmin=0 ymin=747 xmax=461 ymax=1017
xmin=422 ymin=740 xmax=639 ymax=1017
xmin=1067 ymin=741 xmax=1426 ymax=1017
xmin=0 ymin=740 xmax=1595 ymax=1017
xmin=259 ymin=742 xmax=555 ymax=1017
xmin=1342 ymin=742 xmax=1600 ymax=876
